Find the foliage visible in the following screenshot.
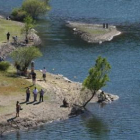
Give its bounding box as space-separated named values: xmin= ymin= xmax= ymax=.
xmin=82 ymin=56 xmax=111 ymax=107
xmin=11 ymin=8 xmax=27 ymax=21
xmin=10 ymin=46 xmax=42 ymax=71
xmin=11 ymin=0 xmax=50 ymax=21
xmin=0 ymin=61 xmax=10 ymax=71
xmin=22 ymin=0 xmax=50 ymax=19
xmin=21 ymin=16 xmax=35 ymax=38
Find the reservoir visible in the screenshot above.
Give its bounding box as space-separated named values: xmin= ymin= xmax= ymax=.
xmin=1 ymin=0 xmax=140 ymax=139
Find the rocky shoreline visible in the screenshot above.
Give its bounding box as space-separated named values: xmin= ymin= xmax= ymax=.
xmin=66 ymin=21 xmax=121 ymax=44
xmin=0 ymin=71 xmax=119 ymax=136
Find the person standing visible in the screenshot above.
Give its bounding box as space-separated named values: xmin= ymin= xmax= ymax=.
xmin=39 ymin=89 xmax=44 ymax=102
xmin=7 ymin=32 xmax=10 ymax=42
xmin=31 ymin=61 xmax=34 ymax=73
xmin=32 ymin=71 xmax=36 ymax=85
xmin=33 ymin=87 xmax=38 ymax=102
xmin=16 ymin=101 xmax=21 ymax=117
xmin=26 ymin=87 xmax=30 ymax=102
xmin=42 ymin=67 xmax=46 ymax=82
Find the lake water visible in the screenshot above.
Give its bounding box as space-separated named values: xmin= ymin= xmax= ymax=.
xmin=1 ymin=0 xmax=140 ymax=139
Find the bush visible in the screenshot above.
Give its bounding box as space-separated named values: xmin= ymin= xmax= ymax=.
xmin=11 ymin=8 xmax=27 ymax=21
xmin=0 ymin=61 xmax=10 ymax=71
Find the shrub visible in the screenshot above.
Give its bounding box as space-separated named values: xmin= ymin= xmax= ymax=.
xmin=11 ymin=8 xmax=27 ymax=21
xmin=0 ymin=61 xmax=10 ymax=71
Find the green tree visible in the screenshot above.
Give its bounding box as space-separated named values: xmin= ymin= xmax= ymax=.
xmin=11 ymin=8 xmax=27 ymax=21
xmin=82 ymin=56 xmax=111 ymax=108
xmin=0 ymin=61 xmax=10 ymax=71
xmin=22 ymin=0 xmax=50 ymax=19
xmin=10 ymin=46 xmax=42 ymax=72
xmin=21 ymin=16 xmax=35 ymax=40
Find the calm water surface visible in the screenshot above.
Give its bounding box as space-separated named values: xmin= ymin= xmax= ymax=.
xmin=1 ymin=0 xmax=140 ymax=140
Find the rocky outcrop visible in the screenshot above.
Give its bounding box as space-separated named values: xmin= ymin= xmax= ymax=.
xmin=66 ymin=21 xmax=121 ymax=44
xmin=0 ymin=31 xmax=41 ymax=59
xmin=0 ymin=43 xmax=15 ymax=58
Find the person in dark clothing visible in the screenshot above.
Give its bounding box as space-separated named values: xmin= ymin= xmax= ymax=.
xmin=39 ymin=89 xmax=44 ymax=102
xmin=0 ymin=57 xmax=2 ymax=62
xmin=63 ymin=98 xmax=69 ymax=107
xmin=16 ymin=64 xmax=20 ymax=75
xmin=16 ymin=101 xmax=21 ymax=117
xmin=25 ymin=37 xmax=28 ymax=44
xmin=26 ymin=87 xmax=30 ymax=102
xmin=7 ymin=32 xmax=10 ymax=42
xmin=106 ymin=23 xmax=108 ymax=29
xmin=32 ymin=72 xmax=36 ymax=85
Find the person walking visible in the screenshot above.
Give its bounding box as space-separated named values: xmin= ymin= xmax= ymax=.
xmin=42 ymin=67 xmax=46 ymax=82
xmin=39 ymin=89 xmax=44 ymax=102
xmin=16 ymin=101 xmax=21 ymax=117
xmin=33 ymin=87 xmax=38 ymax=102
xmin=26 ymin=87 xmax=30 ymax=102
xmin=7 ymin=32 xmax=10 ymax=42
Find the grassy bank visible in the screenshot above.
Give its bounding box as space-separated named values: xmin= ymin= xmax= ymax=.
xmin=0 ymin=66 xmax=41 ymax=95
xmin=0 ymin=18 xmax=24 ymax=44
xmin=78 ymin=25 xmax=109 ymax=35
xmin=0 ymin=66 xmax=44 ymax=116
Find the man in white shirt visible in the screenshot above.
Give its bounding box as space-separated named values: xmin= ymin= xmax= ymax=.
xmin=42 ymin=67 xmax=46 ymax=82
xmin=33 ymin=87 xmax=38 ymax=102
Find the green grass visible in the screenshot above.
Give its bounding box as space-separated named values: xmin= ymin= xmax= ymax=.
xmin=0 ymin=19 xmax=24 ymax=43
xmin=78 ymin=26 xmax=109 ymax=35
xmin=0 ymin=65 xmax=42 ymax=95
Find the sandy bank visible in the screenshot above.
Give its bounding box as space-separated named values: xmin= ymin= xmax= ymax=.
xmin=66 ymin=21 xmax=121 ymax=43
xmin=0 ymin=71 xmax=119 ymax=135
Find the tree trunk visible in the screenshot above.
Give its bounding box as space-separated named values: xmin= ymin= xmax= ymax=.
xmin=82 ymin=90 xmax=96 ymax=108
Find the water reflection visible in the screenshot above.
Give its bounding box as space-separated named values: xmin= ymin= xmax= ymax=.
xmin=81 ymin=110 xmax=109 ymax=139
xmin=16 ymin=131 xmax=20 ymax=140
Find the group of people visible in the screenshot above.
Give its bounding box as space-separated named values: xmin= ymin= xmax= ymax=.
xmin=15 ymin=63 xmax=47 ymax=117
xmin=31 ymin=66 xmax=47 ymax=85
xmin=26 ymin=87 xmax=45 ymax=103
xmin=103 ymin=23 xmax=109 ymax=29
xmin=6 ymin=31 xmax=28 ymax=45
xmin=6 ymin=31 xmax=18 ymax=44
xmin=16 ymin=87 xmax=45 ymax=117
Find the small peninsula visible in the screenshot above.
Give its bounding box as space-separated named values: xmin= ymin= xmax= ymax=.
xmin=66 ymin=21 xmax=121 ymax=43
xmin=0 ymin=68 xmax=119 ymax=135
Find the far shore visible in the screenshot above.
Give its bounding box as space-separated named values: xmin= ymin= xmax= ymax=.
xmin=66 ymin=21 xmax=121 ymax=44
